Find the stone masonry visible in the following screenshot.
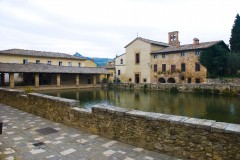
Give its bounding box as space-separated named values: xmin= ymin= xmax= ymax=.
xmin=0 ymin=88 xmax=240 ymax=159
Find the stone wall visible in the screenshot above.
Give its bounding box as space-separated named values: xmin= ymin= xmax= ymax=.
xmin=113 ymin=83 xmax=240 ymax=94
xmin=207 ymin=78 xmax=240 ymax=85
xmin=0 ymin=88 xmax=240 ymax=159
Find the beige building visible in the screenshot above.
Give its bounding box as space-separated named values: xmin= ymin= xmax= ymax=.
xmin=125 ymin=37 xmax=169 ymax=83
xmin=0 ymin=49 xmax=109 ymax=88
xmin=120 ymin=31 xmax=229 ymax=84
xmin=115 ymin=53 xmax=126 ymax=82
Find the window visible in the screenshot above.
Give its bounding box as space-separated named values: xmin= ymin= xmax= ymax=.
xmin=36 ymin=60 xmax=40 ymax=64
xmin=68 ymin=62 xmax=72 ymax=66
xmin=196 ymin=78 xmax=200 ymax=83
xmin=135 ymin=53 xmax=140 ymax=64
xmin=181 ymin=63 xmax=186 ymax=72
xmin=195 ymin=50 xmax=201 ymax=56
xmin=143 ymin=78 xmax=147 ymax=82
xmin=78 ymin=63 xmax=81 ymax=67
xmin=118 ymin=70 xmax=121 ymax=75
xmin=195 ymin=63 xmax=200 ymax=71
xmin=120 ymin=59 xmax=123 ymax=64
xmin=162 ymin=54 xmax=166 ymax=58
xmin=162 ymin=64 xmax=166 ymax=72
xmin=129 ymin=78 xmax=132 ymax=82
xmin=171 ymin=65 xmax=176 ymax=73
xmin=59 ymin=61 xmax=62 ymax=66
xmin=153 ymin=64 xmax=158 ymax=72
xmin=181 ymin=52 xmax=186 ymax=57
xmin=47 ymin=61 xmax=51 ymax=65
xmin=153 ymin=54 xmax=158 ymax=59
xmin=23 ymin=59 xmax=28 ymax=64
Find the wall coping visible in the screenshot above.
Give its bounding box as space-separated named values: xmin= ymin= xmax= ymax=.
xmin=1 ymin=87 xmax=240 ymax=135
xmin=90 ymin=105 xmax=240 ymax=135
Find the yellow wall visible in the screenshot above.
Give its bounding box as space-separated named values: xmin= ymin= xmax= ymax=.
xmin=0 ymin=54 xmax=97 ymax=67
xmin=125 ymin=39 xmax=166 ymax=83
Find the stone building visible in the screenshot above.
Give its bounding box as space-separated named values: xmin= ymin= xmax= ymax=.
xmin=0 ymin=49 xmax=109 ymax=88
xmin=101 ymin=60 xmax=115 ymax=83
xmin=119 ymin=31 xmax=229 ymax=84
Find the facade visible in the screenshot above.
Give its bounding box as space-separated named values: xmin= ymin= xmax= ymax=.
xmin=101 ymin=60 xmax=115 ymax=83
xmin=0 ymin=49 xmax=109 ymax=88
xmin=115 ymin=53 xmax=126 ymax=82
xmin=119 ymin=31 xmax=229 ymax=84
xmin=125 ymin=37 xmax=169 ymax=83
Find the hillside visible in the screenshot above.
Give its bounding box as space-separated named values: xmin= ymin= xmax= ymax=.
xmin=73 ymin=52 xmax=113 ymax=67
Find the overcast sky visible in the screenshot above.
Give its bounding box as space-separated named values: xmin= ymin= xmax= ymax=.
xmin=0 ymin=0 xmax=239 ymax=58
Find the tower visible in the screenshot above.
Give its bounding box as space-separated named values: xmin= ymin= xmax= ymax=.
xmin=168 ymin=31 xmax=180 ymax=47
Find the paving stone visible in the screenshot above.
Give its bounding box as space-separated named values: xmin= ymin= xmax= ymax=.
xmin=0 ymin=103 xmax=179 ymax=160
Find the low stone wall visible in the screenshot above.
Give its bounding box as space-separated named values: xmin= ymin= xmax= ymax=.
xmin=207 ymin=78 xmax=240 ymax=85
xmin=0 ymin=88 xmax=240 ymax=160
xmin=113 ymin=83 xmax=240 ymax=94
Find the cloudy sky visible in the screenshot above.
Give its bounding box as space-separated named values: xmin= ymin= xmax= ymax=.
xmin=0 ymin=0 xmax=239 ymax=58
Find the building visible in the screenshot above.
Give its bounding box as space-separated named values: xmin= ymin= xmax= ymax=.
xmin=115 ymin=53 xmax=126 ymax=82
xmin=124 ymin=37 xmax=170 ymax=84
xmin=118 ymin=31 xmax=229 ymax=84
xmin=0 ymin=49 xmax=109 ymax=88
xmin=101 ymin=60 xmax=115 ymax=83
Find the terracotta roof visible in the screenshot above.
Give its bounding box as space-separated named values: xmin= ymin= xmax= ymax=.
xmin=125 ymin=37 xmax=170 ymax=48
xmin=0 ymin=63 xmax=109 ymax=74
xmin=151 ymin=41 xmax=223 ymax=54
xmin=0 ymin=49 xmax=85 ymax=60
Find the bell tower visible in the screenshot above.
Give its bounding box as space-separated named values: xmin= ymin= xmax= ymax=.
xmin=168 ymin=31 xmax=180 ymax=47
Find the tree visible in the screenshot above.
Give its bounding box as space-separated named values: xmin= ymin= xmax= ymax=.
xmin=200 ymin=45 xmax=229 ymax=77
xmin=226 ymin=53 xmax=240 ymax=75
xmin=229 ymin=14 xmax=240 ymax=53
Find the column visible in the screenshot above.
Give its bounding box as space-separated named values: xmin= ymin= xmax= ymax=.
xmin=93 ymin=75 xmax=96 ymax=86
xmin=76 ymin=74 xmax=79 ymax=85
xmin=107 ymin=74 xmax=110 ymax=83
xmin=1 ymin=73 xmax=5 ymax=86
xmin=9 ymin=73 xmax=14 ymax=89
xmin=34 ymin=73 xmax=39 ymax=87
xmin=57 ymin=74 xmax=61 ymax=87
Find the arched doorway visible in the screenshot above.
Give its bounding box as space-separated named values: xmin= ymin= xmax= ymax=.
xmin=158 ymin=77 xmax=166 ymax=83
xmin=167 ymin=78 xmax=175 ymax=83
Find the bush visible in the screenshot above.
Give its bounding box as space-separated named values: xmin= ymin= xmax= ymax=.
xmin=143 ymin=84 xmax=148 ymax=90
xmin=202 ymin=88 xmax=212 ymax=95
xmin=25 ymin=86 xmax=33 ymax=93
xmin=221 ymin=88 xmax=238 ymax=96
xmin=102 ymin=77 xmax=107 ymax=83
xmin=170 ymin=87 xmax=179 ymax=93
xmin=193 ymin=87 xmax=202 ymax=94
xmin=213 ymin=89 xmax=221 ymax=95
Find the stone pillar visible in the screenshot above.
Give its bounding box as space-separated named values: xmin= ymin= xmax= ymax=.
xmin=9 ymin=73 xmax=14 ymax=89
xmin=57 ymin=74 xmax=61 ymax=87
xmin=93 ymin=75 xmax=97 ymax=86
xmin=1 ymin=73 xmax=5 ymax=86
xmin=76 ymin=74 xmax=79 ymax=85
xmin=107 ymin=74 xmax=110 ymax=83
xmin=76 ymin=92 xmax=79 ymax=100
xmin=35 ymin=73 xmax=39 ymax=87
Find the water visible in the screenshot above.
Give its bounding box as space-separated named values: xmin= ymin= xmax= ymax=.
xmin=38 ymin=88 xmax=240 ymax=124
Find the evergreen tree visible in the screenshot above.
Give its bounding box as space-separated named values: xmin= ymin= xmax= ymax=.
xmin=229 ymin=14 xmax=240 ymax=53
xmin=200 ymin=45 xmax=229 ymax=77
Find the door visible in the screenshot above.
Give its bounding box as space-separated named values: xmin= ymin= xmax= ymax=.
xmin=135 ymin=74 xmax=140 ymax=83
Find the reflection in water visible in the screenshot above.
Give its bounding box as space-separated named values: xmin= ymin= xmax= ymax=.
xmin=38 ymin=88 xmax=240 ymax=124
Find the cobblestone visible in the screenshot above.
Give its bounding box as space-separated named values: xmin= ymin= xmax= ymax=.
xmin=0 ymin=104 xmax=179 ymax=160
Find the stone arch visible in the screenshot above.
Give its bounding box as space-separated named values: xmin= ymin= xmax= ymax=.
xmin=158 ymin=77 xmax=166 ymax=83
xmin=167 ymin=78 xmax=176 ymax=83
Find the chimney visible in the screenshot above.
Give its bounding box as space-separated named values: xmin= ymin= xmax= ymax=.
xmin=176 ymin=41 xmax=180 ymax=48
xmin=193 ymin=38 xmax=199 ymax=45
xmin=168 ymin=31 xmax=180 ymax=47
